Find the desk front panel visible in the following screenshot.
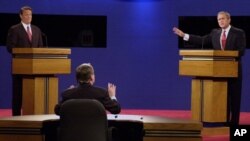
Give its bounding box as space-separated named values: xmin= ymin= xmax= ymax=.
xmin=0 ymin=114 xmax=202 ymax=141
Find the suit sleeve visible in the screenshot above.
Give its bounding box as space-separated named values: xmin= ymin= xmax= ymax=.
xmin=188 ymin=34 xmax=212 ymax=49
xmin=37 ymin=28 xmax=44 ymax=47
xmin=54 ymin=92 xmax=69 ymax=115
xmin=6 ymin=27 xmax=17 ymax=53
xmin=102 ymin=91 xmax=121 ymax=114
xmin=236 ymin=30 xmax=246 ymax=56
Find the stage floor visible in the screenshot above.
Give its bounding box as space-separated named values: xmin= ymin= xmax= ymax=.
xmin=1 ymin=109 xmax=250 ymax=124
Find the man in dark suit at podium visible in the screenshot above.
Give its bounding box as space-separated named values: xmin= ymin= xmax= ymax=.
xmin=6 ymin=6 xmax=43 ymax=116
xmin=173 ymin=11 xmax=246 ymax=125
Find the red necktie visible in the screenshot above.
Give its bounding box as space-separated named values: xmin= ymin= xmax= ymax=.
xmin=27 ymin=26 xmax=32 ymax=42
xmin=221 ymin=30 xmax=226 ymax=50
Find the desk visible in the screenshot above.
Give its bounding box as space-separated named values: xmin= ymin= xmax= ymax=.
xmin=0 ymin=114 xmax=202 ymax=141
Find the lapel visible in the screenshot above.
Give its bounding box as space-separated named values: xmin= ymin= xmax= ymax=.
xmin=30 ymin=25 xmax=33 ymax=44
xmin=226 ymin=28 xmax=233 ymax=49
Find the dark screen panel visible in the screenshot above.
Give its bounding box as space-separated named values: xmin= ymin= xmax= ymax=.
xmin=0 ymin=13 xmax=107 ymax=48
xmin=178 ymin=16 xmax=250 ymax=49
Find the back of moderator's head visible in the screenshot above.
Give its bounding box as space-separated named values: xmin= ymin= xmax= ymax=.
xmin=76 ymin=63 xmax=94 ymax=83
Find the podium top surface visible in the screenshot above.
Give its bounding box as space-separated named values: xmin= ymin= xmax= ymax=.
xmin=179 ymin=50 xmax=238 ymax=57
xmin=12 ymin=48 xmax=71 ymax=55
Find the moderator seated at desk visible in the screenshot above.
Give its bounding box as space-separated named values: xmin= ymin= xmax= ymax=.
xmin=0 ymin=114 xmax=202 ymax=141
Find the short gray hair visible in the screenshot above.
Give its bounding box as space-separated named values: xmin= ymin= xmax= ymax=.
xmin=217 ymin=11 xmax=231 ymax=19
xmin=76 ymin=63 xmax=94 ymax=83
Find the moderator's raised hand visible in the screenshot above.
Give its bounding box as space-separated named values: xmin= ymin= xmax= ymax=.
xmin=173 ymin=27 xmax=185 ymax=37
xmin=108 ymin=83 xmax=116 ymax=97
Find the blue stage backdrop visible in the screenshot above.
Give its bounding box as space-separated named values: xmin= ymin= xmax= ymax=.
xmin=0 ymin=0 xmax=250 ymax=112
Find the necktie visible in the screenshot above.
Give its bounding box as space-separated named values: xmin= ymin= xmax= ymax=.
xmin=221 ymin=30 xmax=226 ymax=50
xmin=27 ymin=26 xmax=32 ymax=42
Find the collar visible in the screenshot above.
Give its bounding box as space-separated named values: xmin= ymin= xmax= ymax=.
xmin=21 ymin=22 xmax=31 ymax=30
xmin=78 ymin=82 xmax=92 ymax=87
xmin=222 ymin=25 xmax=231 ymax=35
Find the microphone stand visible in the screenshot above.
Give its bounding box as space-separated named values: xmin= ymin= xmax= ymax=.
xmin=201 ymin=35 xmax=207 ymax=50
xmin=42 ymin=33 xmax=48 ymax=48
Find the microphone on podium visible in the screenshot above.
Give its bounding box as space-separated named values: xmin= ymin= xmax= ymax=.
xmin=201 ymin=37 xmax=204 ymax=50
xmin=201 ymin=35 xmax=208 ymax=50
xmin=42 ymin=32 xmax=48 ymax=48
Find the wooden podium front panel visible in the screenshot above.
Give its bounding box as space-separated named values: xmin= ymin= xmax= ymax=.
xmin=203 ymin=80 xmax=227 ymax=122
xmin=179 ymin=60 xmax=238 ymax=77
xmin=191 ymin=80 xmax=202 ymax=121
xmin=22 ymin=78 xmax=44 ymax=114
xmin=48 ymin=77 xmax=58 ymax=114
xmin=191 ymin=79 xmax=227 ymax=122
xmin=22 ymin=77 xmax=58 ymax=115
xmin=12 ymin=58 xmax=71 ymax=75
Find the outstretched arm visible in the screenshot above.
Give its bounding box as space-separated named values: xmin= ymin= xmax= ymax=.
xmin=173 ymin=27 xmax=185 ymax=38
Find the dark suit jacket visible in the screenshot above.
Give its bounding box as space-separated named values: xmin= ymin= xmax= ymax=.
xmin=188 ymin=26 xmax=246 ymax=57
xmin=54 ymin=83 xmax=121 ymax=115
xmin=6 ymin=23 xmax=43 ymax=53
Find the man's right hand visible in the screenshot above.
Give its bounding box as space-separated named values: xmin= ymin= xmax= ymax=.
xmin=108 ymin=83 xmax=116 ymax=97
xmin=173 ymin=27 xmax=185 ymax=37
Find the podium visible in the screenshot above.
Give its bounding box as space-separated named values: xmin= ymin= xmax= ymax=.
xmin=12 ymin=48 xmax=71 ymax=115
xmin=179 ymin=50 xmax=238 ymax=123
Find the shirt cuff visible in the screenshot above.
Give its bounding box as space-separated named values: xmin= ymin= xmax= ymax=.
xmin=111 ymin=96 xmax=117 ymax=100
xmin=183 ymin=33 xmax=190 ymax=41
